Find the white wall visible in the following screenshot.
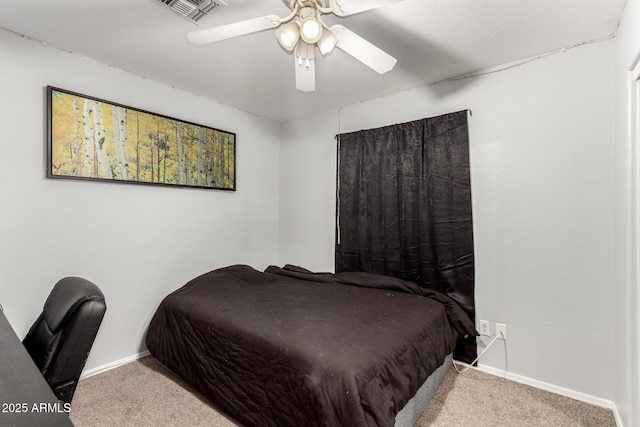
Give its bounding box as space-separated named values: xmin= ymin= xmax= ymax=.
xmin=613 ymin=0 xmax=640 ymax=424
xmin=0 ymin=30 xmax=281 ymax=371
xmin=279 ymin=40 xmax=615 ymax=403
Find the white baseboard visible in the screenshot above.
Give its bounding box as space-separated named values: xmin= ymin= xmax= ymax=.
xmin=612 ymin=405 xmax=623 ymax=427
xmin=80 ymin=350 xmax=150 ymax=380
xmin=476 ymin=364 xmax=621 ymax=426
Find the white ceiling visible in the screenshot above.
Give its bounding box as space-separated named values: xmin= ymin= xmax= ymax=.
xmin=0 ymin=0 xmax=627 ymax=122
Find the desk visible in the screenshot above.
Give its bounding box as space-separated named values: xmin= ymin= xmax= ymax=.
xmin=0 ymin=308 xmax=74 ymax=426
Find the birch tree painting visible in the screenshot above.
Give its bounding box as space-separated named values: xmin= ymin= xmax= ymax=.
xmin=48 ymin=87 xmax=236 ymax=190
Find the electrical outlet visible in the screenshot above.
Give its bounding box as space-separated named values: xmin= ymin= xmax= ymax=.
xmin=479 ymin=320 xmax=490 ymax=336
xmin=496 ymin=323 xmax=507 ymax=340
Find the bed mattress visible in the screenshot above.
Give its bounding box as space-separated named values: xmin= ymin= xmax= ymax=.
xmin=146 ymin=264 xmax=475 ymax=427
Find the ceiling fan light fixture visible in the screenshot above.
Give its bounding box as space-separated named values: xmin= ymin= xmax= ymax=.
xmin=186 ymin=0 xmax=403 ymax=94
xmin=298 ymin=7 xmax=323 ymax=44
xmin=317 ymin=29 xmax=338 ymax=55
xmin=300 ymin=17 xmax=322 ymax=43
xmin=276 ymin=21 xmax=300 ymax=51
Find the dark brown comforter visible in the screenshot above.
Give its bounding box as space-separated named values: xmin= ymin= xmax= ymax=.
xmin=146 ymin=265 xmax=476 ymax=427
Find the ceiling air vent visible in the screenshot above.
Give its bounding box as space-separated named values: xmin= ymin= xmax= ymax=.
xmin=157 ymin=0 xmax=222 ymax=23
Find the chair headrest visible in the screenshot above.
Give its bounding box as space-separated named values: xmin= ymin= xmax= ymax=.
xmin=43 ymin=277 xmax=105 ymax=333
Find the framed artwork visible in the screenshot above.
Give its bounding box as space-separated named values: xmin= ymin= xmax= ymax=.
xmin=46 ymin=86 xmax=236 ymax=191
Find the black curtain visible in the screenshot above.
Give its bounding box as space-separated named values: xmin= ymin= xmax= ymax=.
xmin=335 ymin=110 xmax=477 ymax=363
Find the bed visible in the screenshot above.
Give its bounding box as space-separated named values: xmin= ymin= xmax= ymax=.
xmin=146 ymin=264 xmax=476 ymax=427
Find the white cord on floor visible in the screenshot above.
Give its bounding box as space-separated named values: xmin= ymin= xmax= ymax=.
xmin=452 ymin=331 xmax=503 ymax=374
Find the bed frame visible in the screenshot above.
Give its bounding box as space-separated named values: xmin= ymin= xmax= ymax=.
xmin=395 ymin=354 xmax=451 ymax=426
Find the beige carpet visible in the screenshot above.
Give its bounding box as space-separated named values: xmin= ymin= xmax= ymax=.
xmin=70 ymin=356 xmax=616 ymax=427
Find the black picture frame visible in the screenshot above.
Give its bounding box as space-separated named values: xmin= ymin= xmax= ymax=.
xmin=47 ymin=86 xmax=236 ymax=191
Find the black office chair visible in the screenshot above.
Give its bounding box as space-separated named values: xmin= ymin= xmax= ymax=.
xmin=23 ymin=277 xmax=106 ymax=405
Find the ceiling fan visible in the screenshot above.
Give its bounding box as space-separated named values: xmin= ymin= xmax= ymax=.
xmin=186 ymin=0 xmax=407 ymax=92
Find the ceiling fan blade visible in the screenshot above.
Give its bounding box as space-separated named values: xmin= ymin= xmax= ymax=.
xmin=295 ymin=56 xmax=316 ymax=92
xmin=331 ymin=0 xmax=408 ymax=16
xmin=187 ymin=15 xmax=281 ymax=46
xmin=333 ymin=26 xmax=397 ymax=74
